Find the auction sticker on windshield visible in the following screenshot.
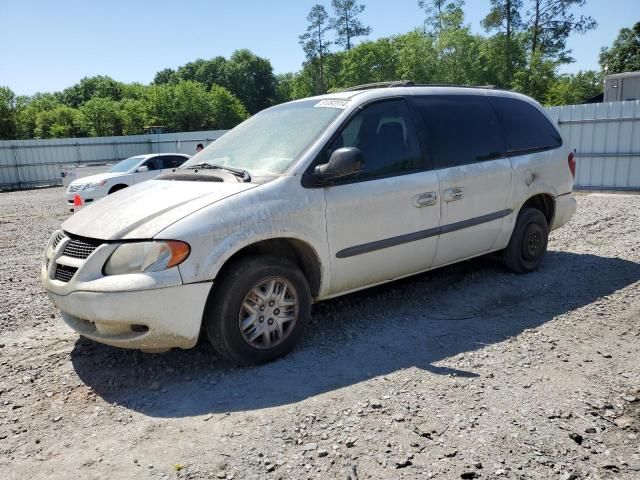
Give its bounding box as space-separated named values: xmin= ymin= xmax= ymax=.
xmin=314 ymin=99 xmax=350 ymax=109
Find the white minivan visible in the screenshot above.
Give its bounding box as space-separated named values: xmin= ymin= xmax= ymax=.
xmin=42 ymin=83 xmax=576 ymax=365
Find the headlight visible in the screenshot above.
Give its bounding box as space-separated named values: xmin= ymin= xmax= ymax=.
xmin=103 ymin=241 xmax=190 ymax=275
xmin=82 ymin=180 xmax=107 ymax=191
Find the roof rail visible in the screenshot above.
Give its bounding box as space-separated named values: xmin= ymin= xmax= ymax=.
xmin=339 ymin=80 xmax=416 ymax=92
xmin=339 ymin=81 xmax=501 ymax=92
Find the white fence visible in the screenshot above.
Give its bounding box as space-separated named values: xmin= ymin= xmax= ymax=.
xmin=2 ymin=101 xmax=640 ymax=191
xmin=0 ymin=130 xmax=227 ymax=190
xmin=548 ymin=100 xmax=640 ymax=191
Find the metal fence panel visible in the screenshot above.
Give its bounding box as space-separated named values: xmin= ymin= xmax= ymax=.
xmin=547 ymin=100 xmax=640 ymax=190
xmin=0 ymin=130 xmax=227 ymax=190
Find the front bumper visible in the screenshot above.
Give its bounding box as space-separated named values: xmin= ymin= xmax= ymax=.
xmin=47 ymin=284 xmax=211 ymax=350
xmin=41 ymin=230 xmax=212 ymax=350
xmin=64 ymin=189 xmax=107 ymax=207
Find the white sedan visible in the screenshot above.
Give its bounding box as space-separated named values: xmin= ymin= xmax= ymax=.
xmin=64 ymin=153 xmax=190 ymax=209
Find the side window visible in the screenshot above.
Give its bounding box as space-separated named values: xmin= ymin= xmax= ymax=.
xmin=488 ymin=96 xmax=562 ymax=154
xmin=327 ymin=99 xmax=422 ymax=179
xmin=143 ymin=158 xmax=160 ymax=171
xmin=160 ymin=156 xmax=187 ymax=169
xmin=411 ymin=95 xmax=505 ymax=169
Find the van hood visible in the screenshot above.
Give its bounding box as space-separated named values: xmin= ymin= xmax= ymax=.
xmin=62 ymin=179 xmax=257 ymax=240
xmin=70 ymin=172 xmax=128 ymax=185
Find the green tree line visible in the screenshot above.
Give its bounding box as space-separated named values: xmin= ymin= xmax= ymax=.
xmin=1 ymin=1 xmax=639 ymax=140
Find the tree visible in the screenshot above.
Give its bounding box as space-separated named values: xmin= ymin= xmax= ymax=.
xmin=62 ymin=76 xmax=124 ymax=107
xmin=418 ymin=0 xmax=464 ymax=36
xmin=299 ymin=4 xmax=332 ymax=94
xmin=395 ymin=30 xmax=439 ymax=83
xmin=512 ymin=51 xmax=558 ymax=101
xmin=194 ymin=57 xmax=228 ymax=90
xmin=153 ymin=68 xmax=178 ymax=85
xmin=338 ymin=37 xmax=398 ymax=86
xmin=175 ymin=59 xmax=208 ymax=83
xmin=34 ymin=105 xmax=85 ymax=138
xmin=0 ymin=87 xmax=17 ymax=139
xmin=526 ymin=0 xmax=597 ymax=62
xmin=433 ymin=15 xmax=486 ymax=86
xmin=545 ymin=70 xmax=602 ymax=105
xmin=478 ymin=31 xmax=527 ymax=88
xmin=119 ymin=99 xmax=148 ymax=135
xmin=223 ymin=49 xmax=276 ymax=114
xmin=274 ymin=73 xmax=296 ymax=103
xmin=145 ymin=81 xmax=247 ymax=132
xmin=481 ymin=0 xmax=523 ymax=83
xmin=15 ymin=93 xmax=62 ymax=139
xmin=330 ymin=0 xmax=371 ymax=51
xmin=208 ymin=85 xmax=249 ymax=129
xmin=79 ymin=97 xmax=122 ymax=136
xmin=599 ymin=22 xmax=640 ymax=75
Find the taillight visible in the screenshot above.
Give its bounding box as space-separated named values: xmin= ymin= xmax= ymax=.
xmin=568 ymin=151 xmax=576 ymax=178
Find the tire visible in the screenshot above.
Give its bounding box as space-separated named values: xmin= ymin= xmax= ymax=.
xmin=502 ymin=207 xmax=549 ymax=274
xmin=204 ymin=255 xmax=311 ymax=365
xmin=108 ymin=184 xmax=128 ymax=194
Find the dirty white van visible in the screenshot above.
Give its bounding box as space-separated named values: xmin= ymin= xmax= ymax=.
xmin=41 ymin=83 xmax=576 ymax=365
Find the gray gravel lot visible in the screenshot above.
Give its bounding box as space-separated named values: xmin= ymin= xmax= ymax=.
xmin=0 ymin=187 xmax=639 ymax=479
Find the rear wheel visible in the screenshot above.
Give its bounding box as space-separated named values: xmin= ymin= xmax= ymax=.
xmin=502 ymin=207 xmax=549 ymax=273
xmin=204 ymin=255 xmax=311 ymax=365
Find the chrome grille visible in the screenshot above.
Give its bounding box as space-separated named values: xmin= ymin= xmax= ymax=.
xmin=67 ymin=184 xmax=82 ymax=193
xmin=62 ymin=238 xmax=102 ymax=259
xmin=55 ymin=264 xmax=78 ymax=282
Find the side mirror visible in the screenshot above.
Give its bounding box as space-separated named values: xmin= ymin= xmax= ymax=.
xmin=137 ymin=165 xmax=149 ymax=172
xmin=314 ymin=147 xmax=364 ymax=181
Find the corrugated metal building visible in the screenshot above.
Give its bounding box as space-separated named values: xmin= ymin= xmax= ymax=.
xmin=548 ymin=100 xmax=640 ymax=191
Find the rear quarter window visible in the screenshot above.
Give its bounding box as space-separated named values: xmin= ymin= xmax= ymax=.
xmin=488 ymin=96 xmax=562 ymax=155
xmin=411 ymin=95 xmax=505 ymax=169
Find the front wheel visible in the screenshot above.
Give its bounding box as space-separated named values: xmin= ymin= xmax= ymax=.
xmin=204 ymin=255 xmax=311 ymax=365
xmin=502 ymin=207 xmax=549 ymax=274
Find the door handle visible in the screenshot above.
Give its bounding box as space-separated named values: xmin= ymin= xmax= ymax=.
xmin=443 ymin=187 xmax=464 ymax=202
xmin=413 ymin=192 xmax=437 ymax=207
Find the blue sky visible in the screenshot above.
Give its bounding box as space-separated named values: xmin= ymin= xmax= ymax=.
xmin=1 ymin=0 xmax=638 ymax=96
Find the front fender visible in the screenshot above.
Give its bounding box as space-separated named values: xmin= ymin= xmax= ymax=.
xmin=157 ymin=177 xmax=331 ymax=297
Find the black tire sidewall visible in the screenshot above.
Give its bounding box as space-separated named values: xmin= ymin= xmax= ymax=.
xmin=204 ymin=255 xmax=311 ymax=365
xmin=504 ymin=208 xmax=549 ymax=273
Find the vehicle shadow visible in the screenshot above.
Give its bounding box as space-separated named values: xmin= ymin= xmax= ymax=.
xmin=71 ymin=251 xmax=640 ymax=418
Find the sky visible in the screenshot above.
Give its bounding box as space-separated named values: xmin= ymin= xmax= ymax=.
xmin=1 ymin=0 xmax=638 ymax=96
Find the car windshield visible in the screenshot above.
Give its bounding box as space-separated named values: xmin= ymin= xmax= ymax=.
xmin=180 ymin=99 xmax=347 ymax=176
xmin=109 ymin=156 xmax=145 ymax=173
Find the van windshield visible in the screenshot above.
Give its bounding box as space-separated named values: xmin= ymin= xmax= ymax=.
xmin=109 ymin=156 xmax=145 ymax=173
xmin=180 ymin=99 xmax=346 ymax=176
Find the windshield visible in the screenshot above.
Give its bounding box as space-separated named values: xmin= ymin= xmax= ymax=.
xmin=109 ymin=156 xmax=145 ymax=173
xmin=181 ymin=99 xmax=347 ymax=175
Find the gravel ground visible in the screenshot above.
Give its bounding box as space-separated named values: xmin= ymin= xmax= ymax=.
xmin=0 ymin=187 xmax=638 ymax=480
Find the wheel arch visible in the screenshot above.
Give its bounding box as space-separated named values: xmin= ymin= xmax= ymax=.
xmin=108 ymin=183 xmax=129 ymax=194
xmin=216 ymin=238 xmax=323 ymax=299
xmin=519 ymin=193 xmax=555 ymax=226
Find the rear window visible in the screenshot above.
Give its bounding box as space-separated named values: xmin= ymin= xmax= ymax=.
xmin=410 ymin=95 xmax=505 ymax=169
xmin=488 ymin=96 xmax=562 ymax=155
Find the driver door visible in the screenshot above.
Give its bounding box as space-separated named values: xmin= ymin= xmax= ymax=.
xmin=322 ymin=98 xmax=441 ymax=295
xmin=133 ymin=157 xmax=161 ymax=184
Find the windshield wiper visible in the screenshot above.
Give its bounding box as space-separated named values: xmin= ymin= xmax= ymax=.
xmin=184 ymin=163 xmax=251 ymax=182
